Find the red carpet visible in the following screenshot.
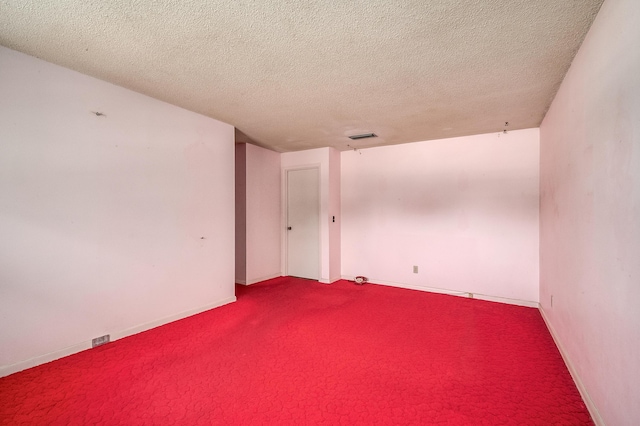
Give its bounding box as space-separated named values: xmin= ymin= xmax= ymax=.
xmin=1 ymin=277 xmax=592 ymax=425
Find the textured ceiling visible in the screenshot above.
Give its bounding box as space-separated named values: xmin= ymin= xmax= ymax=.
xmin=0 ymin=0 xmax=603 ymax=152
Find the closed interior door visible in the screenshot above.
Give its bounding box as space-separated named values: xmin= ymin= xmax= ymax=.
xmin=287 ymin=168 xmax=320 ymax=280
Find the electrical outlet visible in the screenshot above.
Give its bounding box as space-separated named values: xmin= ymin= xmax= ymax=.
xmin=92 ymin=334 xmax=110 ymax=348
xmin=413 ymin=265 xmax=418 ymax=274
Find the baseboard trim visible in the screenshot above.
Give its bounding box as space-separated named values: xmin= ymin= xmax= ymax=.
xmin=110 ymin=296 xmax=237 ymax=341
xmin=340 ymin=276 xmax=538 ymax=308
xmin=319 ymin=276 xmax=342 ymax=284
xmin=472 ymin=293 xmax=539 ymax=308
xmin=538 ymin=307 xmax=604 ymax=426
xmin=0 ymin=341 xmax=92 ymax=379
xmin=237 ymin=273 xmax=282 ymax=286
xmin=0 ymin=296 xmax=237 ymax=378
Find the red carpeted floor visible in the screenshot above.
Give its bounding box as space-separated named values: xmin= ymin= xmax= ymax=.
xmin=1 ymin=277 xmax=592 ymax=425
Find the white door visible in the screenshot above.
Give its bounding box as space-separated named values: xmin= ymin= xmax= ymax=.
xmin=287 ymin=168 xmax=320 ymax=280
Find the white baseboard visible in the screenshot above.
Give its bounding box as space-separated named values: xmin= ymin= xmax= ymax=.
xmin=0 ymin=296 xmax=237 ymax=378
xmin=0 ymin=341 xmax=93 ymax=379
xmin=472 ymin=292 xmax=539 ymax=308
xmin=340 ymin=275 xmax=538 ymax=308
xmin=538 ymin=308 xmax=604 ymax=425
xmin=110 ymin=296 xmax=237 ymax=341
xmin=237 ymin=273 xmax=282 ymax=286
xmin=319 ymin=276 xmax=342 ymax=284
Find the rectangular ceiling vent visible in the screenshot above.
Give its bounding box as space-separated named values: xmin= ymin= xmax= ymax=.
xmin=348 ymin=133 xmax=377 ymax=140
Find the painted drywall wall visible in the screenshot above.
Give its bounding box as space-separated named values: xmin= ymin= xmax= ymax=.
xmin=0 ymin=46 xmax=236 ymax=376
xmin=341 ymin=130 xmax=539 ymax=305
xmin=539 ymin=0 xmax=640 ymax=424
xmin=281 ymin=147 xmax=341 ymax=284
xmin=235 ymin=143 xmax=247 ymax=283
xmin=243 ymin=143 xmax=281 ymax=284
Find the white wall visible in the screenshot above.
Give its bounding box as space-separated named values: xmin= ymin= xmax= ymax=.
xmin=281 ymin=147 xmax=341 ymax=283
xmin=341 ymin=129 xmax=539 ymax=305
xmin=539 ymin=0 xmax=640 ymax=424
xmin=0 ymin=46 xmax=236 ymax=376
xmin=243 ymin=143 xmax=281 ymax=284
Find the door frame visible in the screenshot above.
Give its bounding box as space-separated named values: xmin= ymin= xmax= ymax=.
xmin=281 ymin=164 xmax=322 ymax=279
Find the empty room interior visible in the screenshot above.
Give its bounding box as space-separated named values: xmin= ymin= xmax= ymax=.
xmin=0 ymin=0 xmax=638 ymax=424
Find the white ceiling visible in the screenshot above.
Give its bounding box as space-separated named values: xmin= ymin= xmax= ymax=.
xmin=0 ymin=0 xmax=603 ymax=152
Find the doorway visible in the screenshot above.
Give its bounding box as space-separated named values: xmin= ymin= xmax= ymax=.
xmin=286 ymin=168 xmax=320 ymax=280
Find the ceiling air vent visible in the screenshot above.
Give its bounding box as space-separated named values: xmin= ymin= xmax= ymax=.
xmin=348 ymin=133 xmax=377 ymax=140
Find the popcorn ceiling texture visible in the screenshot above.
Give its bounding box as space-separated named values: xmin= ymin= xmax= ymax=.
xmin=0 ymin=0 xmax=603 ymax=152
